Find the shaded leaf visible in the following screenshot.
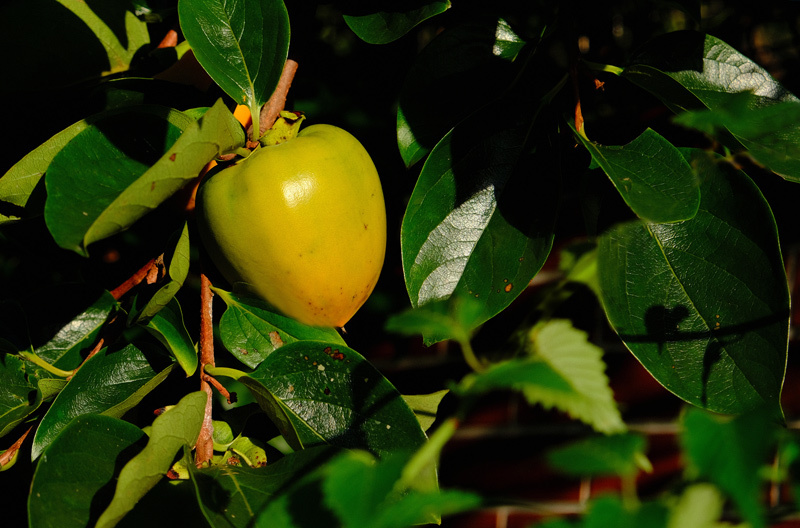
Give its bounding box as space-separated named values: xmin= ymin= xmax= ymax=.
xmin=45 ymin=100 xmax=243 ymax=256
xmin=144 ymin=297 xmax=198 ymax=376
xmin=28 ymin=415 xmax=147 ymax=528
xmin=623 ymin=31 xmax=800 ymax=180
xmin=574 ymin=126 xmax=700 ymax=223
xmin=95 ymin=391 xmax=207 ymax=528
xmin=547 ymin=433 xmax=648 ymax=478
xmin=0 ymin=353 xmax=52 ymax=438
xmin=215 ymin=288 xmax=345 ymax=369
xmin=238 ymin=341 xmax=428 ymax=458
xmin=397 ymin=17 xmax=526 ymax=166
xmin=31 ymin=343 xmax=175 ymax=460
xmin=597 ymin=150 xmax=789 ymax=416
xmin=401 ymin=110 xmax=557 ymax=344
xmin=342 ymin=1 xmax=450 ymax=45
xmin=681 ymin=408 xmax=777 ymax=528
xmin=402 ymin=390 xmax=448 ymax=432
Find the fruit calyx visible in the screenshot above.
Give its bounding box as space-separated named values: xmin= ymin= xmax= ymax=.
xmin=260 ymin=110 xmax=306 ymax=147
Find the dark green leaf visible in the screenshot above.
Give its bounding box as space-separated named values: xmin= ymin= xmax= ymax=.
xmin=31 ymin=343 xmax=175 ymax=459
xmin=215 ymin=288 xmax=345 ymax=369
xmin=681 ymin=408 xmax=777 ymax=528
xmin=397 ymin=18 xmax=526 ymax=166
xmin=547 ymin=433 xmax=648 ymax=478
xmin=342 ymin=1 xmax=450 ymax=44
xmin=539 ymin=497 xmax=669 ymax=528
xmin=622 ymin=31 xmax=800 ymax=180
xmin=144 ymin=297 xmax=198 ymax=376
xmin=0 ymin=353 xmax=52 ymax=438
xmin=95 ymin=391 xmax=207 ymax=528
xmin=240 ymin=341 xmax=428 ymax=458
xmin=385 ymin=295 xmax=483 ymax=345
xmin=28 ymin=415 xmax=147 ymax=528
xmin=190 ymin=446 xmax=339 ymax=528
xmin=574 ymin=126 xmax=700 ymax=223
xmin=178 ymin=0 xmax=290 ymax=136
xmin=35 ymin=290 xmax=117 ymax=370
xmin=401 ymin=111 xmax=557 ymax=344
xmin=597 ymin=150 xmax=788 ymax=416
xmin=45 ymin=100 xmax=243 ymax=256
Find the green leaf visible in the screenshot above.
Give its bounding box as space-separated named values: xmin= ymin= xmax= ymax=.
xmin=45 ymin=100 xmax=244 ymax=256
xmin=31 ymin=343 xmax=175 ymax=460
xmin=28 ymin=415 xmax=147 ymax=528
xmin=622 ymin=31 xmax=800 ymax=180
xmin=681 ymin=408 xmax=777 ymax=528
xmin=35 ymin=290 xmax=117 ymax=370
xmin=189 ymin=446 xmax=339 ymax=528
xmin=401 ymin=111 xmax=557 ymax=344
xmin=0 ymin=353 xmax=52 ymax=438
xmin=527 ymin=319 xmax=626 ymax=433
xmin=95 ymin=391 xmax=207 ymax=528
xmin=574 ymin=126 xmax=700 ymax=223
xmin=397 ymin=18 xmax=526 ymax=166
xmin=539 ymin=497 xmax=669 ymax=528
xmin=597 ymin=150 xmax=789 ymax=416
xmin=547 ymin=433 xmax=648 ymax=478
xmin=215 ymin=288 xmax=346 ymax=369
xmin=402 ymin=390 xmax=448 ymax=432
xmin=666 ymin=483 xmax=726 ymax=528
xmin=144 ymin=297 xmax=198 ymax=376
xmin=130 ymin=223 xmax=192 ymax=324
xmin=240 ymin=341 xmax=428 ymax=458
xmin=178 ymin=0 xmax=290 ymax=138
xmin=385 ymin=295 xmax=484 ymax=346
xmin=342 ymin=1 xmax=450 ymax=44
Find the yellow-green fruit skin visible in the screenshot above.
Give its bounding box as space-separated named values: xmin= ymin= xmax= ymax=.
xmin=196 ymin=124 xmax=386 ymax=327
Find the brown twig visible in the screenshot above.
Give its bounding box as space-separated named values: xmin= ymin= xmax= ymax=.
xmin=0 ymin=426 xmax=33 ymax=468
xmin=195 ymin=272 xmax=215 ymax=467
xmin=202 ymin=370 xmax=236 ymax=404
xmin=254 ymin=59 xmax=299 ymax=139
xmin=157 ymin=29 xmax=179 ymax=49
xmin=109 ymin=257 xmax=161 ymax=300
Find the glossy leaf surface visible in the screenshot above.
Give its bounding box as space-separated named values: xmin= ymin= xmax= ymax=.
xmin=239 ymin=341 xmax=427 ymax=457
xmin=28 ymin=415 xmax=147 ymax=528
xmin=598 ymin=150 xmax=788 ymax=416
xmin=179 ymin=0 xmax=290 ymax=126
xmin=397 ymin=18 xmax=526 ymax=166
xmin=31 ymin=344 xmax=175 ymax=459
xmin=215 ymin=288 xmax=345 ymax=369
xmin=401 ymin=113 xmax=557 ymax=343
xmin=342 ymin=1 xmax=450 ymax=44
xmin=96 ymin=391 xmax=207 ymax=528
xmin=575 ymin=127 xmax=700 ymax=223
xmin=45 ymin=101 xmax=243 ymax=256
xmin=623 ymin=31 xmax=800 ymax=180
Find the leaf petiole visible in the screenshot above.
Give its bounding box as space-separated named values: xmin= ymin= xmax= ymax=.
xmin=18 ymin=351 xmax=74 ymax=378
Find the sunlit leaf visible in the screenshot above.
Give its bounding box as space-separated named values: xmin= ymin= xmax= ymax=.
xmin=144 ymin=297 xmax=198 ymax=376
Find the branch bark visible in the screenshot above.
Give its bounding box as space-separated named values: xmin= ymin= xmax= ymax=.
xmin=195 ymin=272 xmax=215 ymax=467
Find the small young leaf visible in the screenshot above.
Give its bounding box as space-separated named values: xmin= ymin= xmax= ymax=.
xmin=0 ymin=353 xmax=52 ymax=438
xmin=215 ymin=288 xmax=345 ymax=369
xmin=397 ymin=18 xmax=526 ymax=166
xmin=342 ymin=1 xmax=450 ymax=44
xmin=547 ymin=433 xmax=648 ymax=478
xmin=239 ymin=341 xmax=428 ymax=458
xmin=31 ymin=343 xmax=175 ymax=459
xmin=95 ymin=391 xmax=207 ymax=528
xmin=681 ymin=408 xmax=777 ymax=528
xmin=144 ymin=297 xmax=198 ymax=376
xmin=598 ymin=150 xmax=789 ymax=416
xmin=28 ymin=415 xmax=147 ymax=528
xmin=573 ymin=126 xmax=700 ymax=223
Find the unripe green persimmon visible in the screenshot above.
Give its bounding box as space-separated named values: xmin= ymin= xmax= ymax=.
xmin=196 ymin=124 xmax=386 ymax=327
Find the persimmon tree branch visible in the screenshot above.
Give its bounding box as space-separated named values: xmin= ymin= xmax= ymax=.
xmin=0 ymin=425 xmax=32 ymax=469
xmin=195 ymin=271 xmax=215 ymax=467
